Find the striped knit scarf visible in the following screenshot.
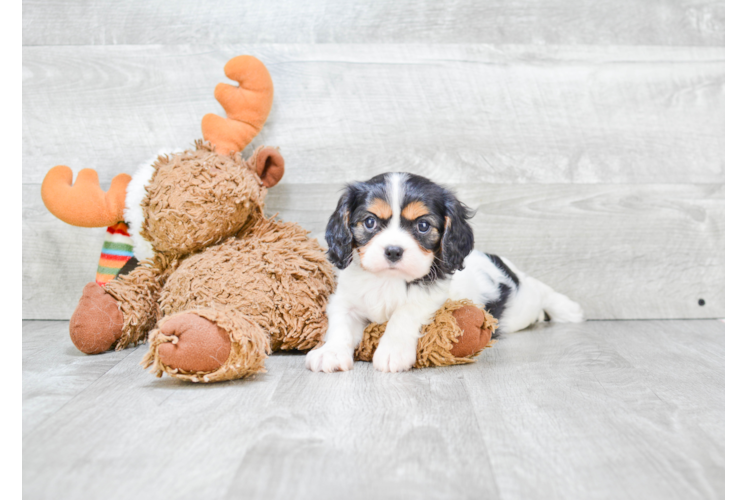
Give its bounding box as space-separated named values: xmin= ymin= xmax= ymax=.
xmin=96 ymin=222 xmax=136 ymax=286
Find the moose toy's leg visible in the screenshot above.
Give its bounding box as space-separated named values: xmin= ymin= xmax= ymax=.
xmin=156 ymin=314 xmax=231 ymax=372
xmin=69 ymin=255 xmax=156 ymax=355
xmin=69 ymin=282 xmax=124 ymax=354
xmin=143 ymin=309 xmax=271 ymax=383
xmin=355 ymin=300 xmax=498 ymax=368
xmin=448 ymin=304 xmax=495 ymax=358
xmin=104 ymin=261 xmax=168 ymax=351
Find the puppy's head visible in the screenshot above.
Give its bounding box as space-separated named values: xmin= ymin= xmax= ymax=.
xmin=325 ymin=173 xmax=474 ymax=282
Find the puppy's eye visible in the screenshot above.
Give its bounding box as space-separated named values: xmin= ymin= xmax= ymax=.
xmin=417 ymin=220 xmax=431 ymax=233
xmin=364 ymin=216 xmax=377 ymax=230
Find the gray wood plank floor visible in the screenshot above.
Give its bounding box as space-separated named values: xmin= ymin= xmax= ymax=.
xmin=22 ymin=319 xmax=724 ymax=500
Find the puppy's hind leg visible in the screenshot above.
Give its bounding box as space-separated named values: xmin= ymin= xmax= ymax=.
xmin=541 ymin=281 xmax=584 ymax=323
xmin=500 ymin=275 xmax=584 ymax=333
xmin=524 ymin=274 xmax=584 ymax=324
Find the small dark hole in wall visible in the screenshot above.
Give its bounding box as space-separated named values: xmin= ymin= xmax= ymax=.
xmin=698 ymin=299 xmax=706 ymax=306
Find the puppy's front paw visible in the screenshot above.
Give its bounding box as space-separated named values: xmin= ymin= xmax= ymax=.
xmin=372 ymin=335 xmax=417 ymax=373
xmin=305 ymin=343 xmax=354 ymax=373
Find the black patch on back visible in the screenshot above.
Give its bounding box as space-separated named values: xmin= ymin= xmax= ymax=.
xmin=485 ymin=253 xmax=519 ymax=287
xmin=484 ymin=283 xmax=511 ymax=338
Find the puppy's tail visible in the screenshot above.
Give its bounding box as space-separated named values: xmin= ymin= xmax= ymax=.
xmin=535 ymin=278 xmax=584 ymax=323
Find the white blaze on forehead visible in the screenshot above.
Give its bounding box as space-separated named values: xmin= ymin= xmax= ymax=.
xmin=386 ymin=172 xmax=407 ymax=227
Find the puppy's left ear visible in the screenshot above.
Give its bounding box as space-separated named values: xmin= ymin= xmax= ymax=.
xmin=325 ymin=186 xmax=355 ymax=270
xmin=440 ymin=192 xmax=475 ymax=274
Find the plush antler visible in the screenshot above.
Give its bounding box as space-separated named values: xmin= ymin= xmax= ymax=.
xmin=41 ymin=166 xmax=131 ymax=227
xmin=202 ymin=55 xmax=274 ymax=155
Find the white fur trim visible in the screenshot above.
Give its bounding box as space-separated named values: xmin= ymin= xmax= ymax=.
xmin=123 ymin=149 xmax=180 ymax=261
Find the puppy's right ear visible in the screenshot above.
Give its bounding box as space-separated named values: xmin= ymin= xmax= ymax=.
xmin=325 ymin=187 xmax=355 ymax=269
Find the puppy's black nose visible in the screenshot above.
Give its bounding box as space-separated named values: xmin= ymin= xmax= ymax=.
xmin=385 ymin=246 xmax=404 ymax=263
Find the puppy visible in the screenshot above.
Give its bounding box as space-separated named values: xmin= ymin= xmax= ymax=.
xmin=306 ymin=172 xmax=583 ymax=373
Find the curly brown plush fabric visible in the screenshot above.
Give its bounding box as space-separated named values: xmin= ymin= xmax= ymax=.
xmin=355 ymin=299 xmax=498 ymax=368
xmin=140 ymin=141 xmax=266 ymax=256
xmin=154 ymin=216 xmax=335 ymax=353
xmin=104 ymin=252 xmax=179 ymax=349
xmin=96 ymin=143 xmax=333 ymax=382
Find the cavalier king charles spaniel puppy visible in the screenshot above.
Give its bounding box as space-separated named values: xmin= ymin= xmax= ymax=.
xmin=306 ymin=173 xmax=583 ymax=373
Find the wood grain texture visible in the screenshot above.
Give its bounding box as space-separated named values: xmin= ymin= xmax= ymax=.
xmin=23 ymin=182 xmax=724 ymax=320
xmin=723 ymin=320 xmax=737 ymax=498
xmin=22 ymin=319 xmax=725 ymax=500
xmin=22 ymin=44 xmax=724 ymax=185
xmin=225 ymin=360 xmax=499 ymax=500
xmin=22 ymin=0 xmax=724 ymax=46
xmin=23 ymin=321 xmax=134 ymax=437
xmin=462 ymin=319 xmax=724 ymax=500
xmin=22 ymin=340 xmax=286 ymax=500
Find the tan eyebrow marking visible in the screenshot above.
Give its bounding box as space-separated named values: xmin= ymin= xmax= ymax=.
xmin=368 ymin=198 xmax=392 ymax=219
xmin=402 ymin=201 xmax=429 ymax=220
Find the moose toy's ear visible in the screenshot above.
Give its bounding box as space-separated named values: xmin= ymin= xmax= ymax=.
xmin=251 ymin=147 xmax=284 ymax=188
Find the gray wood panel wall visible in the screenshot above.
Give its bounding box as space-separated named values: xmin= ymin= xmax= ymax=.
xmin=22 ymin=1 xmax=724 ymax=320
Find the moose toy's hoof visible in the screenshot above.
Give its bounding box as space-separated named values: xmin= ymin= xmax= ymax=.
xmin=450 ymin=305 xmax=494 ymax=358
xmin=157 ymin=314 xmax=231 ymax=373
xmin=69 ymin=282 xmax=124 ymax=354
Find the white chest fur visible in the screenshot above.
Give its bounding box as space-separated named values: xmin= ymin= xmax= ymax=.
xmin=336 ymin=263 xmax=408 ymax=323
xmin=335 ymin=256 xmax=453 ymax=325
